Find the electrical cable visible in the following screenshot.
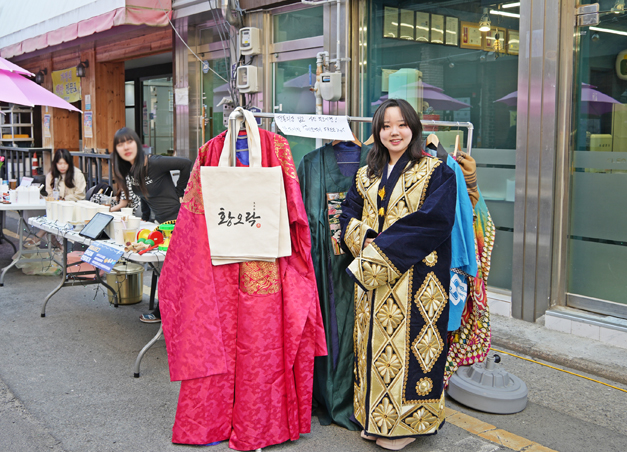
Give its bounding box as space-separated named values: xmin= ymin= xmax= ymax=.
xmin=491 ymin=348 xmax=627 ymax=394
xmin=155 ymin=0 xmax=228 ymax=84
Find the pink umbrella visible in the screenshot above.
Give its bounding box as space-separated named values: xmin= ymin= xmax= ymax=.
xmin=0 ymin=69 xmax=81 ymax=112
xmin=0 ymin=56 xmax=34 ymax=76
xmin=495 ymin=83 xmax=621 ymax=115
xmin=372 ymin=87 xmax=471 ymax=111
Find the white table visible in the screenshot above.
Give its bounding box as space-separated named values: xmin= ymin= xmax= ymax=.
xmin=0 ymin=201 xmax=48 ymax=286
xmin=29 ymin=216 xmax=167 ymax=377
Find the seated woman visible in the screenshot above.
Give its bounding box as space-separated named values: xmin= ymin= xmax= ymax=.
xmin=24 ymin=149 xmax=86 ymax=248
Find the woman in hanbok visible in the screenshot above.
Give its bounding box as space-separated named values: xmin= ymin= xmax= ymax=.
xmin=340 ymin=98 xmax=456 ymax=450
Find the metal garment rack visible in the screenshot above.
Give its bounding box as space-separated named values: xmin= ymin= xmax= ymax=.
xmin=227 ymin=110 xmax=474 ymax=165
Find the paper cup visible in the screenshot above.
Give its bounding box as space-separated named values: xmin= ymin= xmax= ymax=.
xmin=121 ymin=207 xmax=133 ymax=218
xmin=85 ymin=205 xmax=99 ymax=222
xmin=46 ymin=200 xmax=55 ymax=219
xmin=50 ymin=201 xmax=60 ymax=221
xmin=126 ymin=216 xmax=141 ymax=230
xmin=60 ymin=202 xmax=75 ymax=224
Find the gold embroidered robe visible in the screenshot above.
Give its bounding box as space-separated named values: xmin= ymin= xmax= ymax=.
xmin=339 ymin=153 xmax=456 ymax=438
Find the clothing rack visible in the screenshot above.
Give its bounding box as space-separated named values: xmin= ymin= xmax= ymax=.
xmin=227 ymin=110 xmax=474 ymax=166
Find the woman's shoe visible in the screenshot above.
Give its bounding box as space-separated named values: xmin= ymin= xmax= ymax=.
xmin=361 ymin=430 xmax=377 ymax=441
xmin=375 ymin=437 xmax=416 ymax=450
xmin=139 ymin=313 xmax=161 ymax=324
xmin=23 ymin=237 xmax=41 ymax=248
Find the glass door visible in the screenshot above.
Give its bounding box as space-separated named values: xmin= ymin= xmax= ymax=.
xmin=567 ymin=0 xmax=627 ymax=318
xmin=142 ymin=77 xmax=174 ymax=155
xmin=273 ymin=57 xmax=317 ymax=165
xmin=201 ymin=58 xmax=230 ymax=142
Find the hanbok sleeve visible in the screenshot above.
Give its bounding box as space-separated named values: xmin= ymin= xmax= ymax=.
xmin=339 ymin=179 xmax=378 ymax=257
xmin=347 ymin=163 xmax=456 ymax=291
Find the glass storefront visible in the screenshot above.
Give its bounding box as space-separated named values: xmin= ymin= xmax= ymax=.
xmin=360 ymin=0 xmax=520 ymax=290
xmin=568 ymin=0 xmax=627 ymax=318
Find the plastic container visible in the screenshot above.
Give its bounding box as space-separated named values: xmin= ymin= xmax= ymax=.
xmin=105 ymin=262 xmax=144 ymax=305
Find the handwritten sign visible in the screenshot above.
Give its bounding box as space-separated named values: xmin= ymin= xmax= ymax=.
xmin=51 ymin=67 xmax=81 ymax=103
xmin=81 ymin=241 xmax=123 ymax=273
xmin=274 ymin=114 xmax=354 ymax=141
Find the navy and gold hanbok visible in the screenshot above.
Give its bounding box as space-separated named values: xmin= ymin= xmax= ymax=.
xmin=339 ymin=152 xmax=456 ymax=439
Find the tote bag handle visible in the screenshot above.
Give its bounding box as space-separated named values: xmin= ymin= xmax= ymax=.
xmin=219 ymin=107 xmax=262 ymax=168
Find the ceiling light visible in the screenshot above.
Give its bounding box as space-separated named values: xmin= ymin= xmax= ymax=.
xmin=490 ymin=10 xmax=521 ymax=18
xmin=590 ymin=26 xmax=627 ymax=36
xmin=502 ymin=2 xmax=520 ymax=8
xmin=479 ymin=8 xmax=491 ymax=32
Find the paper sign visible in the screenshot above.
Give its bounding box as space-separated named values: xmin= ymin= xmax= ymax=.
xmin=274 ymin=114 xmax=354 ymax=141
xmin=84 ymin=112 xmax=93 ymax=138
xmin=19 ymin=177 xmax=33 ymax=187
xmin=81 ymin=241 xmax=124 ymax=273
xmin=51 ymin=67 xmax=81 ymax=103
xmin=43 ymin=114 xmax=51 ymax=138
xmin=85 ymin=94 xmax=91 ymax=111
xmin=175 ymin=87 xmax=189 ymax=106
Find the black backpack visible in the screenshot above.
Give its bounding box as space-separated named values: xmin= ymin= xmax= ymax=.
xmin=87 ymin=182 xmax=114 ymax=202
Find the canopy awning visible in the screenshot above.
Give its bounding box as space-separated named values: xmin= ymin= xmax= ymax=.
xmin=0 ymin=0 xmax=171 ymax=59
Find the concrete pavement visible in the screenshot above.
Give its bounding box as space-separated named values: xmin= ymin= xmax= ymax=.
xmin=1 ymin=215 xmax=626 ymax=452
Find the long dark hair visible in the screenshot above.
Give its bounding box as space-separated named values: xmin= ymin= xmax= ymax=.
xmin=366 ymin=98 xmax=424 ymax=178
xmin=51 ymin=148 xmax=76 ymax=189
xmin=112 ymin=127 xmax=148 ymax=198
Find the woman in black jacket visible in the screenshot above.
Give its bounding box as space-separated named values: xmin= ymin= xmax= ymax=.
xmin=112 ymin=127 xmax=193 ymax=323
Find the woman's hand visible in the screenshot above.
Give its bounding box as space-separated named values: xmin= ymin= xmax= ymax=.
xmin=364 ymin=238 xmax=374 ymax=249
xmin=179 ymin=197 xmax=183 ymax=203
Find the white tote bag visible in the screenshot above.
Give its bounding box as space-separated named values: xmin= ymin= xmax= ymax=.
xmin=201 ymin=108 xmax=291 ymax=265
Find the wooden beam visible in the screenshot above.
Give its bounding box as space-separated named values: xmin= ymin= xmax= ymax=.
xmin=96 ymin=27 xmax=172 ymax=62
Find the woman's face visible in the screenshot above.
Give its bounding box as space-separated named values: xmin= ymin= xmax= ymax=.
xmin=380 ymin=106 xmax=412 ymax=163
xmin=56 ymin=158 xmax=69 ymax=174
xmin=116 ymin=138 xmax=138 ymax=163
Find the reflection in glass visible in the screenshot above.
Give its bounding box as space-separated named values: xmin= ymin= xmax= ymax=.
xmin=383 ymin=7 xmax=399 ymax=38
xmin=567 ymin=3 xmax=627 ymax=311
xmin=273 ymin=6 xmax=323 ymax=43
xmin=416 ymin=12 xmax=430 ymax=42
xmin=430 ymin=14 xmax=444 ymax=44
xmin=446 ymin=17 xmax=459 ymax=46
xmin=400 ymin=9 xmax=415 ymax=40
xmin=274 ymin=58 xmax=317 ymax=166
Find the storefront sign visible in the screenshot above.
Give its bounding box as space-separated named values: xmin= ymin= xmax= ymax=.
xmin=81 ymin=242 xmax=123 ymax=273
xmin=51 ymin=67 xmax=81 ymax=103
xmin=274 ymin=114 xmax=354 ymax=141
xmin=84 ymin=112 xmax=93 ymax=138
